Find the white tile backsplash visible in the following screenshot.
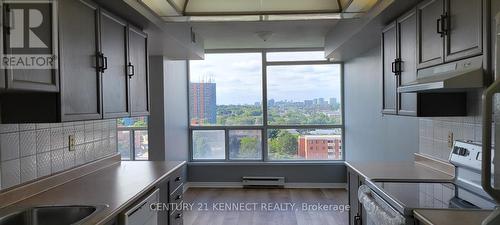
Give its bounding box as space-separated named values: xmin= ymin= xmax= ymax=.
xmin=36 ymin=129 xmax=51 ymax=153
xmin=0 ymin=133 xmax=20 ymax=162
xmin=0 ymin=120 xmax=117 ymax=189
xmin=1 ymin=159 xmax=20 ymax=189
xmin=20 ymin=131 xmax=37 ymax=157
xmin=20 ymin=155 xmax=37 ymax=183
xmin=36 ymin=152 xmax=51 ymax=178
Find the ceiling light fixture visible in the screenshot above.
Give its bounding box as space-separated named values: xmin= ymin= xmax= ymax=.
xmin=255 ymin=31 xmax=273 ymax=42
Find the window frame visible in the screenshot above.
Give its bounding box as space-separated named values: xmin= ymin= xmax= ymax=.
xmin=188 ymin=49 xmax=345 ymax=162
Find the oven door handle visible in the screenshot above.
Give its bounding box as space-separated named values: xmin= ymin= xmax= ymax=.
xmin=358 ymin=185 xmax=406 ymax=225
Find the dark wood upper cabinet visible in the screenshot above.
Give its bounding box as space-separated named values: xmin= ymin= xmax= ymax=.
xmin=444 ymin=0 xmax=483 ymax=62
xmin=0 ymin=0 xmax=150 ymax=123
xmin=128 ymin=26 xmax=150 ymax=116
xmin=2 ymin=3 xmax=58 ymax=92
xmin=417 ymin=0 xmax=483 ymax=69
xmin=416 ymin=0 xmax=444 ymax=69
xmin=100 ymin=10 xmax=130 ymax=119
xmin=382 ymin=6 xmax=466 ymax=117
xmin=382 ymin=22 xmax=398 ymax=115
xmin=59 ymin=0 xmax=102 ymax=121
xmin=397 ymin=9 xmax=418 ymax=116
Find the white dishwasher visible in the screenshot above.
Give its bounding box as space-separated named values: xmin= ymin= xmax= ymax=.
xmin=120 ymin=189 xmax=160 ymax=225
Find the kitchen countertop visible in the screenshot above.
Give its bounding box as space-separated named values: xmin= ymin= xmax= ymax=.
xmin=0 ymin=160 xmax=186 ymax=225
xmin=345 ymin=161 xmax=454 ymax=182
xmin=413 ymin=209 xmax=493 ymax=225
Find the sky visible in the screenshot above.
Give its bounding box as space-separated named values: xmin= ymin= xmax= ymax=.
xmin=189 ymin=52 xmax=342 ymax=105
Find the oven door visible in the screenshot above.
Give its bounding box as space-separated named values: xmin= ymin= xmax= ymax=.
xmin=358 ymin=185 xmax=409 ymax=225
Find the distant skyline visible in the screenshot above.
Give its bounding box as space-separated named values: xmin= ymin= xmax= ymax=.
xmin=189 ymin=53 xmax=342 ymax=105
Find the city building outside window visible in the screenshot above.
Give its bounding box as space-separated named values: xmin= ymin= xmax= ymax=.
xmin=189 ymin=50 xmax=343 ymax=161
xmin=117 ymin=117 xmax=149 ymax=160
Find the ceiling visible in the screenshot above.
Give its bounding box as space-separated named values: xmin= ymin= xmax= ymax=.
xmin=190 ymin=20 xmax=339 ymax=49
xmin=138 ymin=0 xmax=379 ymax=50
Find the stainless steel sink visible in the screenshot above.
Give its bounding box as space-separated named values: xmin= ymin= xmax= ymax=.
xmin=0 ymin=205 xmax=107 ymax=225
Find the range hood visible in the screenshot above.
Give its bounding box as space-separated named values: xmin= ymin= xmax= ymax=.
xmin=398 ymin=56 xmax=484 ymax=93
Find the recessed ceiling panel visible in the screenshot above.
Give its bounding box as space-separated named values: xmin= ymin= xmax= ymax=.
xmin=186 ymin=0 xmax=340 ymax=15
xmin=142 ymin=0 xmax=180 ymax=16
xmin=261 ymin=0 xmax=339 ymax=12
xmin=169 ymin=0 xmax=187 ymax=11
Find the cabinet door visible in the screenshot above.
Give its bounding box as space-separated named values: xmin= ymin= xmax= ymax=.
xmin=157 ymin=179 xmax=169 ymax=225
xmin=444 ymin=0 xmax=482 ymax=62
xmin=417 ymin=0 xmax=444 ymax=69
xmin=128 ymin=26 xmax=149 ymax=116
xmin=2 ymin=3 xmax=58 ymax=92
xmin=59 ymin=0 xmax=102 ymax=121
xmin=382 ymin=22 xmax=398 ymax=115
xmin=100 ymin=10 xmax=130 ymax=118
xmin=397 ymin=9 xmax=418 ymax=116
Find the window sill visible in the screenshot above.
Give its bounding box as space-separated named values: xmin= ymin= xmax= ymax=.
xmin=187 ymin=161 xmax=345 ymax=166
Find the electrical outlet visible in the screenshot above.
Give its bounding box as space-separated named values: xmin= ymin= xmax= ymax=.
xmin=447 ymin=131 xmax=454 ymax=148
xmin=68 ymin=135 xmax=75 ymax=151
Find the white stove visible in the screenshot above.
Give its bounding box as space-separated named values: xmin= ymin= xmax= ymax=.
xmin=359 ymin=140 xmax=497 ymax=225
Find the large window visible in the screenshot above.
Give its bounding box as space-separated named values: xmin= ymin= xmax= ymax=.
xmin=117 ymin=117 xmax=149 ymax=160
xmin=189 ymin=50 xmax=343 ymax=161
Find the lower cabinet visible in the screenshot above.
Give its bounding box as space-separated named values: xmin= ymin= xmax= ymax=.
xmin=159 ymin=165 xmax=186 ymax=225
xmin=115 ymin=164 xmax=185 ymax=225
xmin=120 ymin=189 xmax=160 ymax=225
xmin=347 ymin=167 xmax=365 ymax=225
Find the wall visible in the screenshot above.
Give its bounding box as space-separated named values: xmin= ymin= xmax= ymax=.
xmin=149 ymin=56 xmax=189 ymax=161
xmin=0 ymin=120 xmax=117 ymax=189
xmin=164 ymin=60 xmax=189 ymax=161
xmin=344 ymin=46 xmax=419 ymax=161
xmin=188 ymin=163 xmax=346 ymax=184
xmin=149 ymin=56 xmax=166 ymax=161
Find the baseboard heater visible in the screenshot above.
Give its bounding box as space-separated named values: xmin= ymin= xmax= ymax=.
xmin=242 ymin=176 xmax=285 ymax=188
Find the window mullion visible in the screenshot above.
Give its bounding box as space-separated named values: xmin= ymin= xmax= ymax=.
xmin=262 ymin=50 xmax=269 ymax=162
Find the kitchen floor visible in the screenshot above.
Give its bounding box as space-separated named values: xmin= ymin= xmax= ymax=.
xmin=183 ymin=188 xmax=349 ymax=225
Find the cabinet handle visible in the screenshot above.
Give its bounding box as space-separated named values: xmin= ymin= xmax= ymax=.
xmin=354 ymin=215 xmax=361 ymax=225
xmin=97 ymin=53 xmax=105 ymax=73
xmin=175 ymin=213 xmax=183 ymax=219
xmin=391 ymin=61 xmax=396 ymax=74
xmin=437 ymin=17 xmax=443 ymax=36
xmin=395 ymin=58 xmax=402 ymax=75
xmin=441 ymin=13 xmax=449 ymax=37
xmin=128 ymin=63 xmax=135 ymax=78
xmin=176 ymin=194 xmax=183 ymax=200
xmin=103 ymin=56 xmax=108 ymax=71
xmin=175 ymin=176 xmax=181 ymax=182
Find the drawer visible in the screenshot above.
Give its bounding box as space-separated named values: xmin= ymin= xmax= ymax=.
xmin=169 ymin=185 xmax=184 ymax=214
xmin=169 ymin=167 xmax=185 ymax=194
xmin=121 ymin=189 xmax=159 ymax=225
xmin=169 ymin=210 xmax=183 ymax=225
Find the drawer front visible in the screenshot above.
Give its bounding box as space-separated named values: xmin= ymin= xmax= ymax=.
xmin=169 ymin=210 xmax=183 ymax=225
xmin=169 ymin=184 xmax=184 ymax=211
xmin=169 ymin=167 xmax=185 ymax=194
xmin=123 ymin=189 xmax=159 ymax=225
